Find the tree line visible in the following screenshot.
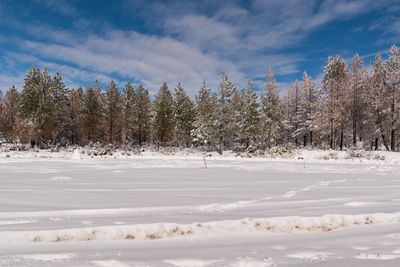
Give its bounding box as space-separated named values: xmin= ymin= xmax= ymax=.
xmin=0 ymin=45 xmax=399 ymax=153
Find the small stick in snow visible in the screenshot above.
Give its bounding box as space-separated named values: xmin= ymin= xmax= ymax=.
xmin=203 ymin=155 xmax=208 ymax=168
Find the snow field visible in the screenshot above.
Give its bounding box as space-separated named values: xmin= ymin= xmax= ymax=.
xmin=1 ymin=151 xmax=400 ymax=266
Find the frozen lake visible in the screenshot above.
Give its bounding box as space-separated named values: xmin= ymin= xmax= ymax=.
xmin=1 ymin=156 xmax=400 ymax=266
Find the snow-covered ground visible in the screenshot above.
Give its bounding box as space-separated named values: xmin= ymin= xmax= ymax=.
xmin=1 ymin=150 xmax=400 ymax=266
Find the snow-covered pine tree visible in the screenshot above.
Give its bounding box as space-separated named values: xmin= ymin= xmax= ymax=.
xmin=0 ymin=91 xmax=3 ymax=138
xmin=191 ymin=82 xmax=217 ymax=148
xmin=66 ymin=88 xmax=84 ymax=145
xmin=350 ymin=54 xmax=368 ymax=147
xmin=104 ymin=80 xmax=122 ymax=144
xmin=154 ymin=82 xmax=175 ymax=145
xmin=235 ymin=81 xmax=260 ymax=148
xmin=260 ymin=68 xmax=283 ymax=148
xmin=173 ymin=83 xmax=195 ymax=147
xmin=215 ymin=72 xmax=236 ymax=154
xmin=19 ymin=67 xmax=56 ymax=147
xmin=122 ymin=82 xmax=135 ymax=144
xmin=285 ymin=81 xmax=302 ymax=146
xmin=385 ymin=45 xmax=400 ymax=151
xmin=49 ymin=72 xmax=68 ymax=145
xmin=0 ymin=86 xmax=19 ymax=142
xmin=300 ymin=72 xmax=319 ymax=147
xmin=133 ymin=84 xmax=151 ymax=145
xmin=322 ymin=56 xmax=350 ymax=150
xmin=83 ymin=81 xmax=103 ymax=143
xmin=367 ymin=54 xmax=390 ymax=150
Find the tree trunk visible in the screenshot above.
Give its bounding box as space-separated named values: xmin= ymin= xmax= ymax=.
xmin=375 ymin=138 xmax=379 ymax=150
xmin=352 ymin=119 xmax=357 ymax=147
xmin=339 ymin=129 xmax=344 ymax=151
xmin=218 ymin=135 xmax=223 ymax=155
xmin=382 ymin=134 xmax=390 ymax=151
xmin=310 ymin=131 xmax=313 ymax=147
xmin=391 ymin=129 xmax=396 ymax=151
xmin=330 ymin=118 xmax=336 ymax=149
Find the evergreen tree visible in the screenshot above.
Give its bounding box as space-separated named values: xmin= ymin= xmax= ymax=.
xmin=236 ymin=81 xmax=260 ymax=147
xmin=385 ymin=45 xmax=400 ymax=151
xmin=66 ymin=88 xmax=84 ymax=145
xmin=299 ymin=71 xmax=319 ymax=147
xmin=19 ymin=67 xmax=57 ymax=146
xmin=261 ymin=68 xmax=282 ymax=148
xmin=285 ymin=81 xmax=302 ymax=145
xmin=368 ymin=54 xmax=390 ymax=150
xmin=83 ymin=82 xmax=103 ymax=143
xmin=174 ymin=83 xmax=195 ymax=147
xmin=154 ymin=82 xmax=175 ymax=144
xmin=49 ymin=72 xmax=68 ymax=144
xmin=192 ymin=82 xmax=217 ymax=147
xmin=0 ymin=91 xmax=3 ymax=137
xmin=350 ymin=54 xmax=367 ymax=147
xmin=104 ymin=80 xmax=122 ymax=144
xmin=215 ymin=72 xmax=236 ymax=154
xmin=122 ymin=82 xmax=135 ymax=143
xmin=133 ymin=84 xmax=151 ymax=145
xmin=322 ymin=56 xmax=350 ymax=150
xmin=0 ymin=86 xmax=19 ymax=142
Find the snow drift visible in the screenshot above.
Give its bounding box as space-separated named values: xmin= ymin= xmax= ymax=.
xmin=2 ymin=212 xmax=400 ymax=244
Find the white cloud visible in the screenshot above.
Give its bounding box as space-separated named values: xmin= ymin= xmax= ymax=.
xmin=19 ymin=30 xmax=246 ymax=96
xmin=1 ymin=0 xmax=397 ymax=97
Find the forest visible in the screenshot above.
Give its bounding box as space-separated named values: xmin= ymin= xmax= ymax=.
xmin=0 ymin=45 xmax=399 ymax=153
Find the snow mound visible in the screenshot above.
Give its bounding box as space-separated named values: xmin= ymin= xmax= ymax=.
xmin=0 ymin=219 xmax=37 ymax=226
xmin=50 ymin=176 xmax=72 ymax=181
xmin=71 ymin=149 xmax=82 ymax=160
xmin=230 ymin=257 xmax=274 ymax=267
xmin=164 ymin=259 xmax=220 ymax=267
xmin=93 ymin=260 xmax=131 ymax=267
xmin=344 ymin=202 xmax=372 ymax=207
xmin=287 ymin=252 xmax=333 ymax=261
xmin=2 ymin=212 xmax=400 ymax=244
xmin=354 ymin=253 xmax=400 ymax=260
xmin=17 ymin=253 xmax=74 ymax=262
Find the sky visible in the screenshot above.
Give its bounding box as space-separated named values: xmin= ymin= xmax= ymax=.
xmin=0 ymin=0 xmax=399 ymax=96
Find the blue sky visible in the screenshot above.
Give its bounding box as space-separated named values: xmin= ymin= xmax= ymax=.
xmin=0 ymin=0 xmax=399 ymax=96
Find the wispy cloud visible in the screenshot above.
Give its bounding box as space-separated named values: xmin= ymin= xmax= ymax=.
xmin=0 ymin=0 xmax=397 ymax=96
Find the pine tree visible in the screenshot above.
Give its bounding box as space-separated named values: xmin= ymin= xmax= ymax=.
xmin=236 ymin=81 xmax=260 ymax=148
xmin=322 ymin=56 xmax=350 ymax=150
xmin=122 ymin=82 xmax=135 ymax=144
xmin=261 ymin=68 xmax=283 ymax=148
xmin=385 ymin=45 xmax=400 ymax=151
xmin=19 ymin=67 xmax=57 ymax=146
xmin=0 ymin=86 xmax=19 ymax=142
xmin=174 ymin=83 xmax=195 ymax=147
xmin=285 ymin=81 xmax=302 ymax=145
xmin=0 ymin=91 xmax=3 ymax=138
xmin=215 ymin=72 xmax=236 ymax=154
xmin=299 ymin=71 xmax=319 ymax=147
xmin=104 ymin=80 xmax=122 ymax=144
xmin=133 ymin=84 xmax=151 ymax=145
xmin=83 ymin=82 xmax=103 ymax=143
xmin=49 ymin=72 xmax=68 ymax=144
xmin=192 ymin=82 xmax=217 ymax=148
xmin=368 ymin=54 xmax=390 ymax=150
xmin=350 ymin=54 xmax=367 ymax=147
xmin=154 ymin=82 xmax=175 ymax=145
xmin=66 ymin=88 xmax=84 ymax=145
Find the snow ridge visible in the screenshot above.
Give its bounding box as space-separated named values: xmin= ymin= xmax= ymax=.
xmin=2 ymin=212 xmax=399 ymax=243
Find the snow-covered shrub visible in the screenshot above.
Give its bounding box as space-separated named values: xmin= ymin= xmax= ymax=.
xmin=346 ymin=149 xmax=365 ymax=159
xmin=267 ymin=145 xmax=295 ymax=158
xmin=319 ymin=151 xmax=338 ymax=160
